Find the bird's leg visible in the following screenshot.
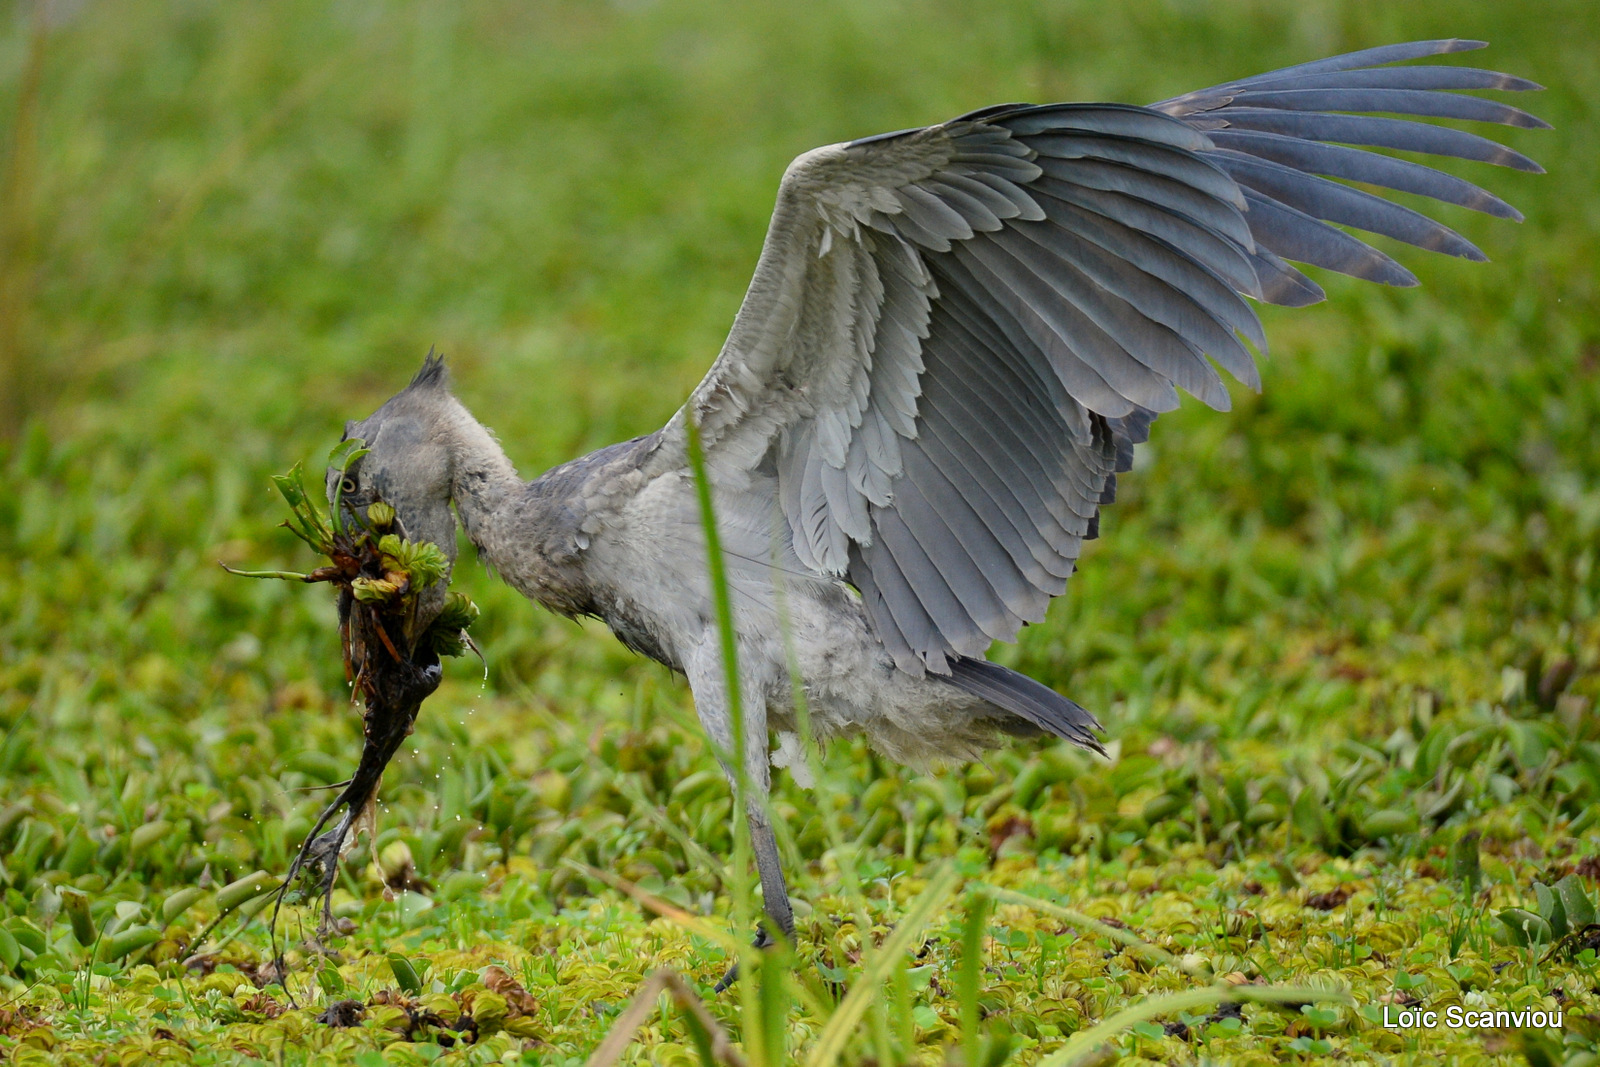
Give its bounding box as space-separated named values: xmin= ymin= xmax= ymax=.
xmin=687 ymin=643 xmax=794 ymax=991
xmin=714 ymin=798 xmax=795 ymax=993
xmin=751 ymin=810 xmax=796 ymax=943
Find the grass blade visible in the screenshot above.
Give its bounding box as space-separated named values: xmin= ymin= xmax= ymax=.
xmin=683 ymin=413 xmax=747 ymax=783
xmin=684 ymin=412 xmax=769 ymax=1056
xmin=977 ymin=884 xmax=1206 ymax=977
xmin=959 ymin=892 xmax=993 ymax=1067
xmin=1039 ymin=984 xmax=1352 ymax=1066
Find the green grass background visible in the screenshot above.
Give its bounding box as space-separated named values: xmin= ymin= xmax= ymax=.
xmin=1 ymin=0 xmax=1598 ymax=1063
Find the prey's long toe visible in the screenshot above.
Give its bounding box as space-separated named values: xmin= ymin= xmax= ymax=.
xmin=713 ymin=926 xmax=779 ymax=995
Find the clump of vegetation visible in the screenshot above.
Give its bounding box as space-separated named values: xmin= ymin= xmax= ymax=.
xmin=224 ymin=443 xmax=480 ymax=939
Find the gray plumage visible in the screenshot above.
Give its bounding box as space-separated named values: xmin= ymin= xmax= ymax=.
xmin=332 ymin=39 xmax=1542 ymax=956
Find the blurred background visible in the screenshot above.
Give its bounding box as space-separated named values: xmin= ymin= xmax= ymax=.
xmin=0 ymin=0 xmax=1596 ymax=1050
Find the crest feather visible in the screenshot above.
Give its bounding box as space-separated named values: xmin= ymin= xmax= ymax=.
xmin=408 ymin=348 xmax=449 ymax=391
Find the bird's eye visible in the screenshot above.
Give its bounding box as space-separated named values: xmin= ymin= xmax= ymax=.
xmin=340 ymin=478 xmax=357 ymax=494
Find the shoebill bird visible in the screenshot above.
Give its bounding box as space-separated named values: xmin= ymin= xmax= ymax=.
xmin=331 ymin=39 xmax=1543 ymax=975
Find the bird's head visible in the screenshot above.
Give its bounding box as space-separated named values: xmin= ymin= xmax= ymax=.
xmin=328 ymin=352 xmax=461 ymax=577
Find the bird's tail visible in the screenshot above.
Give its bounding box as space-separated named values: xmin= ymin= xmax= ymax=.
xmin=945 ymin=657 xmax=1106 ymax=755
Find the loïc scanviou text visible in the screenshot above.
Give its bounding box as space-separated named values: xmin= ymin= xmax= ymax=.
xmin=1382 ymin=1006 xmax=1562 ymax=1030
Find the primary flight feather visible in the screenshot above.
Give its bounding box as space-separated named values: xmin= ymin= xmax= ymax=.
xmin=329 ymin=39 xmax=1543 ymax=970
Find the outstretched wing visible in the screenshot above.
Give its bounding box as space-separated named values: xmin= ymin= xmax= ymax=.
xmin=656 ymin=39 xmax=1541 ymax=676
xmin=1151 ymin=38 xmax=1546 ymax=304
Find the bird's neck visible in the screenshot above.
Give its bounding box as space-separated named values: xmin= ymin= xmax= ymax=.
xmin=438 ymin=398 xmax=617 ymax=620
xmin=437 ymin=400 xmax=522 ymax=566
xmin=438 ymin=399 xmax=598 ymax=619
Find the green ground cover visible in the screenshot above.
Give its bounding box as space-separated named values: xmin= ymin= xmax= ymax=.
xmin=1 ymin=0 xmax=1598 ymax=1063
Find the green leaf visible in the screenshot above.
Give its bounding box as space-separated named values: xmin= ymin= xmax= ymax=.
xmin=1301 ymin=1004 xmax=1341 ymax=1029
xmin=60 ymin=887 xmax=95 ymax=947
xmin=0 ymin=926 xmax=19 ymax=972
xmin=1534 ymin=882 xmax=1568 ymax=939
xmin=219 ymin=565 xmax=314 ymax=581
xmin=1557 ymin=874 xmax=1597 ymax=930
xmin=160 ymin=887 xmax=206 ymax=925
xmin=272 ymin=469 xmax=306 ymax=511
xmin=1291 ymin=788 xmax=1326 ymax=845
xmin=1497 ymin=907 xmax=1552 ymax=947
xmin=4 ymin=919 xmax=44 ymax=956
xmin=327 ymin=441 xmax=369 ymax=536
xmin=1360 ymin=809 xmax=1417 ymax=839
xmin=427 ymin=591 xmax=480 ymax=657
xmin=215 ymin=871 xmax=275 ymax=912
xmin=101 ymin=925 xmax=161 ymax=961
xmin=317 ymin=961 xmax=345 ymax=996
xmin=366 ymin=501 xmax=396 ymax=529
xmin=432 ymin=591 xmax=479 ymax=632
xmin=388 ymin=953 xmax=423 ymax=995
xmin=273 ymin=463 xmax=337 ymax=550
xmin=272 ymin=465 xmax=333 ymax=553
xmin=377 ymin=534 xmax=450 ymax=590
xmin=1449 ymin=830 xmax=1481 ymax=894
xmin=351 ymin=576 xmax=401 ymax=602
xmin=328 ymin=438 xmax=368 ymax=471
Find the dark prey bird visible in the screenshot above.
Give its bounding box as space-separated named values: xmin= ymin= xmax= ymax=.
xmin=331 ymin=40 xmax=1543 ymax=973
